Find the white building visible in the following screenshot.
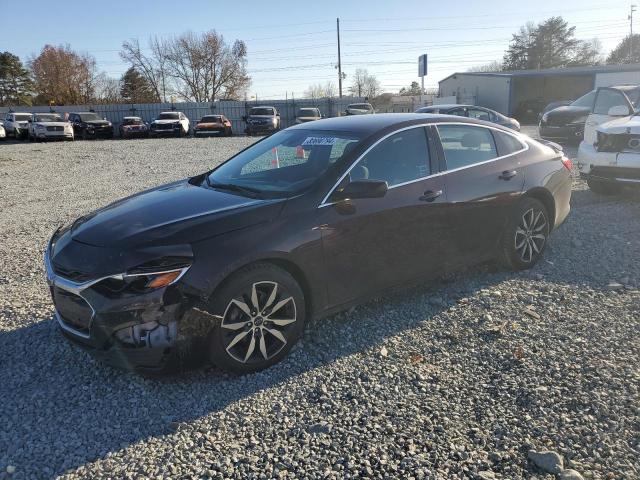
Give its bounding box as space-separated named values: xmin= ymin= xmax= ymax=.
xmin=438 ymin=64 xmax=640 ymax=116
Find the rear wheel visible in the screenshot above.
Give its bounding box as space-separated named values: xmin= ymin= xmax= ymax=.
xmin=208 ymin=263 xmax=305 ymax=374
xmin=500 ymin=198 xmax=549 ymax=271
xmin=587 ymin=178 xmax=621 ymax=195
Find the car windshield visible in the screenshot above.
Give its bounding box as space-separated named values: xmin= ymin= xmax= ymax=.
xmin=298 ymin=108 xmax=319 ymax=117
xmin=15 ymin=114 xmax=32 ymax=121
xmin=122 ymin=118 xmax=143 ymax=125
xmin=207 ymin=129 xmax=362 ymax=197
xmin=249 ymin=108 xmax=274 ymax=116
xmin=570 ymin=90 xmax=596 ymax=107
xmin=158 ymin=112 xmax=180 ymax=120
xmin=201 ymin=116 xmax=223 ymax=122
xmin=34 ymin=114 xmax=63 ymax=122
xmin=78 ymin=113 xmax=101 ymax=121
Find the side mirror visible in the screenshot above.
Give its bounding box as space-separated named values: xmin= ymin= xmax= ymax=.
xmin=331 ymin=179 xmax=388 ymax=201
xmin=276 ymin=112 xmax=280 ymax=117
xmin=607 ymin=105 xmax=631 ymax=116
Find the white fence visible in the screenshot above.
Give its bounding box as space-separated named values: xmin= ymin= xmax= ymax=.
xmin=0 ymin=97 xmax=365 ymax=136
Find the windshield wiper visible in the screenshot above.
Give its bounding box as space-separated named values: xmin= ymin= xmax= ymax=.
xmin=206 ymin=178 xmax=265 ymax=198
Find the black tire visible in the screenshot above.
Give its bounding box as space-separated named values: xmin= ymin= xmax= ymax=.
xmin=500 ymin=197 xmax=550 ymax=271
xmin=207 ymin=263 xmax=305 ymax=374
xmin=587 ymin=178 xmax=621 ymax=195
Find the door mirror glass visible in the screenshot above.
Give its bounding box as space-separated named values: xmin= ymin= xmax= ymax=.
xmin=332 ymin=179 xmax=388 ymax=201
xmin=607 ymin=105 xmax=631 ymax=116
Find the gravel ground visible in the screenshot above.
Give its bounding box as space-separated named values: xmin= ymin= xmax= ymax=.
xmin=0 ymin=132 xmax=639 ymax=479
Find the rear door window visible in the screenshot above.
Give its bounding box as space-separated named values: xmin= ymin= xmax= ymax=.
xmin=437 ymin=124 xmax=498 ymax=170
xmin=492 ymin=130 xmax=526 ymax=156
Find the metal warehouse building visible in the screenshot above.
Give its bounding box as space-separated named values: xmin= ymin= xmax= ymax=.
xmin=438 ymin=64 xmax=640 ymax=116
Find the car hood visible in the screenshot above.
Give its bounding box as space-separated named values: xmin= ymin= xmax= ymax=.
xmin=596 ymin=115 xmax=640 ymax=134
xmin=197 ymin=122 xmax=224 ymax=128
xmin=35 ymin=121 xmax=69 ymax=127
xmin=67 ymin=179 xmax=284 ymax=248
xmin=545 ymin=105 xmax=590 ymax=120
xmin=153 ymin=119 xmax=181 ymax=124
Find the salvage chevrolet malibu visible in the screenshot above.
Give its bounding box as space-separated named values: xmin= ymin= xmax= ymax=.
xmin=45 ymin=114 xmax=572 ymax=374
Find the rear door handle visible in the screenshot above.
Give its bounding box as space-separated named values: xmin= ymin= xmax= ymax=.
xmin=499 ymin=170 xmax=517 ymax=180
xmin=419 ymin=189 xmax=443 ymax=202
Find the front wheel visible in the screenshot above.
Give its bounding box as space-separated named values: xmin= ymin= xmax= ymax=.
xmin=500 ymin=198 xmax=550 ymax=271
xmin=587 ymin=178 xmax=621 ymax=195
xmin=208 ymin=263 xmax=305 ymax=374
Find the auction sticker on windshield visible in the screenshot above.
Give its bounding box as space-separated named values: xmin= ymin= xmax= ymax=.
xmin=302 ymin=137 xmax=337 ymax=146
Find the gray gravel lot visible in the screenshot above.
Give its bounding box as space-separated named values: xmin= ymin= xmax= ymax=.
xmin=0 ymin=132 xmax=639 ymax=479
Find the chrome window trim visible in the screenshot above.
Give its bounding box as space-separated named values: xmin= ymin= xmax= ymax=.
xmin=318 ymin=121 xmax=529 ymax=208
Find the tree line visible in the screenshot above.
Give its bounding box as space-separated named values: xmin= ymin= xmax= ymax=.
xmin=0 ymin=30 xmax=250 ymax=107
xmin=469 ymin=16 xmax=638 ymax=72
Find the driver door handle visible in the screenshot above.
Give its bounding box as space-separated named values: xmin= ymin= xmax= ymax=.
xmin=419 ymin=189 xmax=443 ymax=202
xmin=499 ymin=170 xmax=517 ymax=180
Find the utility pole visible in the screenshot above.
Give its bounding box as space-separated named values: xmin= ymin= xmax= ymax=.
xmin=337 ymin=18 xmax=343 ymax=98
xmin=630 ymin=4 xmax=637 ymax=61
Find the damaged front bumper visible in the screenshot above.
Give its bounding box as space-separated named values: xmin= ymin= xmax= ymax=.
xmin=577 ymin=141 xmax=640 ymax=187
xmin=44 ymin=246 xmax=210 ymax=373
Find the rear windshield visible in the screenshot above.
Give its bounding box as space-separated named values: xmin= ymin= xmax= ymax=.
xmin=158 ymin=112 xmax=180 ymax=120
xmin=250 ymin=108 xmax=275 ymax=116
xmin=201 ymin=116 xmax=223 ymax=122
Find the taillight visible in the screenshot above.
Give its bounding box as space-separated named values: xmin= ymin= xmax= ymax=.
xmin=561 ymin=155 xmax=573 ymax=171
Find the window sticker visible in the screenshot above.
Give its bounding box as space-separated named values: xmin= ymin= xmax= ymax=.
xmin=301 ymin=137 xmax=337 ymax=146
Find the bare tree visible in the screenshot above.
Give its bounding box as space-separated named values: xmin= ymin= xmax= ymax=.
xmin=120 ymin=38 xmax=167 ymax=102
xmin=94 ymin=73 xmax=122 ymax=104
xmin=467 ymin=60 xmax=503 ymax=72
xmin=30 ymin=44 xmax=97 ymax=105
xmin=162 ymin=30 xmax=250 ymax=102
xmin=348 ymin=69 xmax=380 ymax=99
xmin=304 ymin=81 xmax=337 ymax=99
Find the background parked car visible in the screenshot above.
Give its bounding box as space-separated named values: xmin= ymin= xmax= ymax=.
xmin=344 ymin=103 xmax=374 ymax=115
xmin=538 ymin=100 xmax=573 ymax=122
xmin=28 ymin=113 xmax=74 ymax=142
xmin=295 ymin=107 xmax=322 ymax=124
xmin=193 ymin=115 xmax=232 ymax=137
xmin=0 ymin=123 xmax=5 ymax=140
xmin=244 ymin=106 xmax=280 ymax=135
xmin=69 ymin=112 xmax=114 ymax=140
xmin=577 ymin=85 xmax=640 ymax=193
xmin=416 ymin=104 xmax=520 ymax=131
xmin=539 ymin=90 xmax=597 ymax=142
xmin=3 ymin=112 xmax=32 ymax=140
xmin=150 ymin=111 xmax=190 ymax=137
xmin=119 ymin=116 xmax=149 ymax=139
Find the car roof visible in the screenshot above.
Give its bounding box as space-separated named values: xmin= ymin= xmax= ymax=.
xmin=123 ymin=116 xmax=141 ymax=119
xmin=250 ymin=105 xmax=276 ymax=109
xmin=288 ymin=113 xmax=505 ymax=134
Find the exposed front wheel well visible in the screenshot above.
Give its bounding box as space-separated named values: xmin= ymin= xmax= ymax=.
xmin=210 ymin=258 xmax=314 ymax=319
xmin=522 ymin=188 xmax=555 ymax=230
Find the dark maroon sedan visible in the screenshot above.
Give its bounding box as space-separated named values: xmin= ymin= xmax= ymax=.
xmin=45 ymin=114 xmax=571 ymax=374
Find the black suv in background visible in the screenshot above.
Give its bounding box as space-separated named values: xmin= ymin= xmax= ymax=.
xmin=68 ymin=112 xmax=114 ymax=140
xmin=538 ymin=90 xmax=597 ymax=142
xmin=244 ymin=106 xmax=280 ymax=135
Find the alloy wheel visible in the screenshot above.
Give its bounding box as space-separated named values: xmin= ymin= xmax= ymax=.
xmin=221 ymin=281 xmax=297 ymax=364
xmin=514 ymin=207 xmax=547 ymax=263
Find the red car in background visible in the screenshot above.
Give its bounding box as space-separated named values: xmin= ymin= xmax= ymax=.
xmin=194 ymin=115 xmax=233 ymax=137
xmin=119 ymin=116 xmax=149 ymax=139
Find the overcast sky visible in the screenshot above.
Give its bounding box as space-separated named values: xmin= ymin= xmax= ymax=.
xmin=0 ymin=0 xmax=632 ymax=99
